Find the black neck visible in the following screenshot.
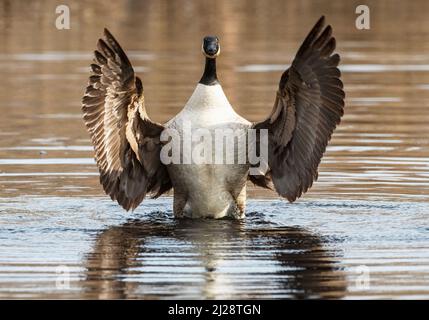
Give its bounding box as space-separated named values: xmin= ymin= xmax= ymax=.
xmin=199 ymin=57 xmax=218 ymax=86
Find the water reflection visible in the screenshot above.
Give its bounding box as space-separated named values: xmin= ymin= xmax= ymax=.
xmin=1 ymin=197 xmax=428 ymax=299
xmin=84 ymin=213 xmax=346 ymax=299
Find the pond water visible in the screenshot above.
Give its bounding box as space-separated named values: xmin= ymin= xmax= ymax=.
xmin=0 ymin=0 xmax=429 ymax=299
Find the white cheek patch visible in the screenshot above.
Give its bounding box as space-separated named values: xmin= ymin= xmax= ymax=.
xmin=201 ymin=43 xmax=221 ymax=58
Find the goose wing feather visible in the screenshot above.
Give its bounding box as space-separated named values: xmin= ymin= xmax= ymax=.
xmin=251 ymin=16 xmax=345 ymax=202
xmin=82 ymin=28 xmax=171 ymax=210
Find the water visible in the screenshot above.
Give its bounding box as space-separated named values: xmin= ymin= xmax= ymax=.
xmin=1 ymin=197 xmax=428 ymax=299
xmin=0 ymin=0 xmax=429 ymax=299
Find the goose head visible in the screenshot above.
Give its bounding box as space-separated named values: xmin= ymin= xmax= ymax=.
xmin=199 ymin=36 xmax=220 ymax=85
xmin=202 ymin=36 xmax=220 ymax=58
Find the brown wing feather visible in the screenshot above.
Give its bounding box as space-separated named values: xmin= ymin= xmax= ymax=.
xmin=252 ymin=16 xmax=345 ymax=202
xmin=82 ymin=29 xmax=171 ymax=211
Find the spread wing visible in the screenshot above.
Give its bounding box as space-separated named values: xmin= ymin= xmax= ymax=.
xmin=82 ymin=28 xmax=171 ymax=211
xmin=251 ymin=16 xmax=345 ymax=202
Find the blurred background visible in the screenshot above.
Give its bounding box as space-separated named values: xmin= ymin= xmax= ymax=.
xmin=0 ymin=0 xmax=429 ymax=299
xmin=0 ymin=0 xmax=428 ymax=200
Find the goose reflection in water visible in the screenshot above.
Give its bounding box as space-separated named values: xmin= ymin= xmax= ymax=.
xmin=83 ymin=212 xmax=346 ymax=299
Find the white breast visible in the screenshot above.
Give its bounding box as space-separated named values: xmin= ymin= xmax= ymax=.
xmin=165 ymin=84 xmax=251 ymax=218
xmin=166 ymin=83 xmax=250 ymax=128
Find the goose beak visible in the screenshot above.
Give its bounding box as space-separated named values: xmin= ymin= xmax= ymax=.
xmin=202 ymin=36 xmax=220 ymax=58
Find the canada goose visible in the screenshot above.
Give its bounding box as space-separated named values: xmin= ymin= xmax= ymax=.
xmin=82 ymin=16 xmax=345 ymax=219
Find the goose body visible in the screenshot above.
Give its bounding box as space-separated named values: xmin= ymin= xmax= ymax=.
xmin=81 ymin=16 xmax=345 ymax=219
xmin=165 ymin=84 xmax=251 ymax=218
